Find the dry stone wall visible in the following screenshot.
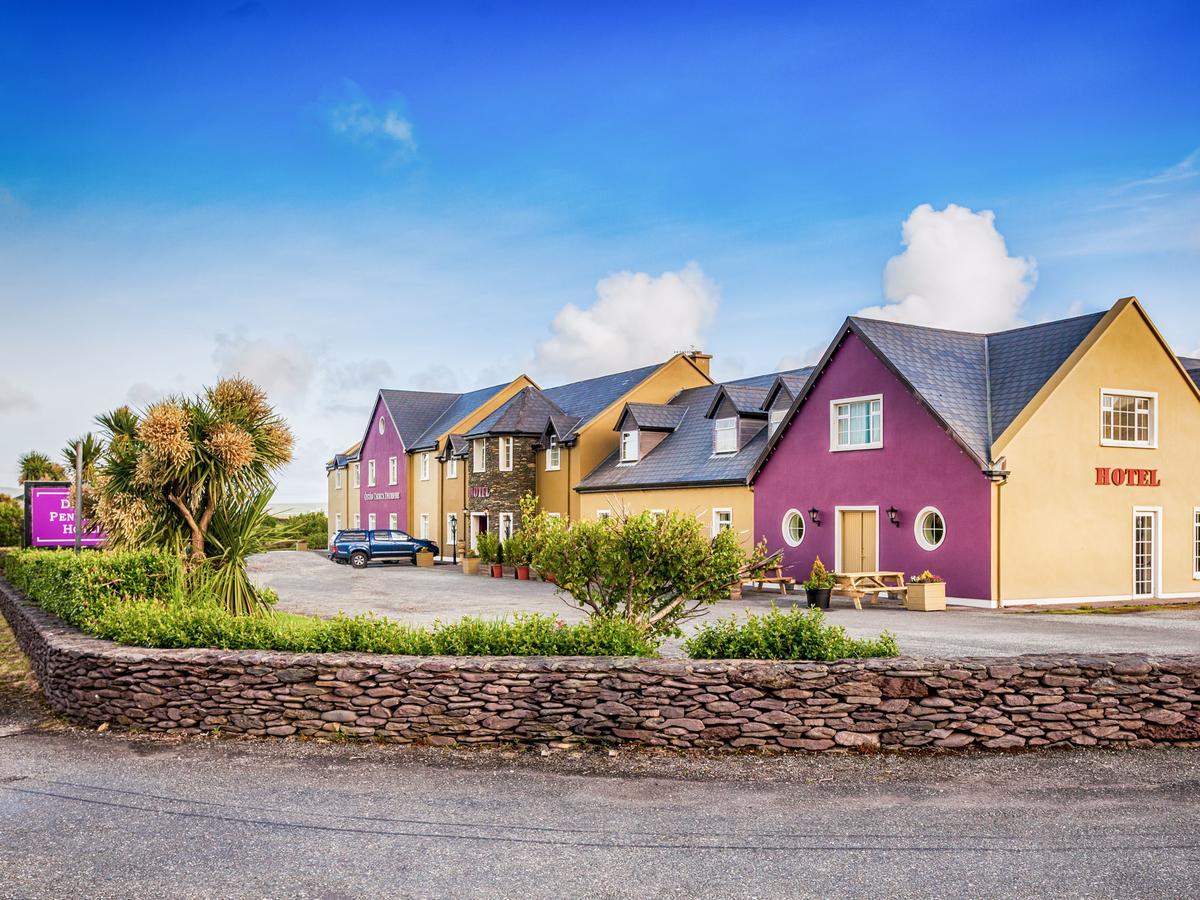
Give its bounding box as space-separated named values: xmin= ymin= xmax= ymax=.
xmin=2 ymin=578 xmax=1198 ymax=751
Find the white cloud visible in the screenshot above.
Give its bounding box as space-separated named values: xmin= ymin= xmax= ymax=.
xmin=409 ymin=364 xmax=459 ymax=393
xmin=775 ymin=341 xmax=828 ymax=372
xmin=326 ymin=79 xmax=416 ymax=158
xmin=0 ymin=379 xmax=36 ymax=413
xmin=213 ymin=334 xmax=316 ymax=405
xmin=535 ymin=262 xmax=719 ymax=380
xmin=857 ymin=204 xmax=1037 ymax=333
xmin=125 ymin=382 xmax=167 ymax=408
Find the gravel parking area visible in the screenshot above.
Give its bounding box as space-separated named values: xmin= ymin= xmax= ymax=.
xmin=250 ymin=551 xmax=1200 ymax=657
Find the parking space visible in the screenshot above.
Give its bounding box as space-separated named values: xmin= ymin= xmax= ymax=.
xmin=249 ymin=551 xmax=1200 ymax=657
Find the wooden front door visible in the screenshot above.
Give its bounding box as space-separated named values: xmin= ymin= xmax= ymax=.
xmin=839 ymin=509 xmax=877 ymax=573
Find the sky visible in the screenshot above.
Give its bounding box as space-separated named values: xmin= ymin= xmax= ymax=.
xmin=0 ymin=1 xmax=1198 ymax=500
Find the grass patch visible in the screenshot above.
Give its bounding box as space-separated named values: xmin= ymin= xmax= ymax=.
xmin=1036 ymin=602 xmax=1199 ymax=616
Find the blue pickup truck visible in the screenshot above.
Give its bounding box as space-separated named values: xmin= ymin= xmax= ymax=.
xmin=328 ymin=529 xmax=440 ymax=568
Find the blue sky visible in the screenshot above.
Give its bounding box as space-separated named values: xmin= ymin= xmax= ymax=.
xmin=1 ymin=1 xmax=1198 ymax=499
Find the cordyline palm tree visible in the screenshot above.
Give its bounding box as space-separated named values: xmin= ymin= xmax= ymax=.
xmin=17 ymin=450 xmax=68 ymax=484
xmin=92 ymin=377 xmax=295 ymax=565
xmin=60 ymin=433 xmax=105 ymax=483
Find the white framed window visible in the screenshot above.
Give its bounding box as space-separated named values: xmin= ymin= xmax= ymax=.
xmin=388 ymin=456 xmax=398 ymax=485
xmin=714 ymin=418 xmax=738 ymax=454
xmin=499 ymin=512 xmax=514 ymax=541
xmin=1193 ymin=508 xmax=1200 ymax=579
xmin=446 ymin=456 xmax=457 ymax=479
xmin=447 ymin=512 xmax=459 ymax=545
xmin=368 ymin=513 xmax=377 ymax=530
xmin=1101 ymin=389 xmax=1157 ymax=448
xmin=378 ymin=416 xmax=386 ymax=435
xmin=620 ymin=431 xmax=639 ymax=462
xmin=768 ymin=408 xmax=785 ymax=436
xmin=367 ymin=459 xmax=376 ymax=487
xmin=498 ymin=437 xmax=514 ymax=472
xmin=473 ymin=439 xmax=486 ymax=473
xmin=597 ymin=509 xmax=612 ymax=521
xmin=352 ymin=463 xmax=360 ymax=488
xmin=712 ymin=508 xmax=733 ymax=535
xmin=353 ymin=513 xmax=360 ymax=528
xmin=334 ymin=513 xmax=342 ymax=532
xmin=831 ymin=395 xmax=883 ymax=451
xmin=389 ymin=512 xmax=398 ymax=530
xmin=334 ymin=469 xmax=343 ymax=489
xmin=420 ymin=453 xmax=430 ymax=481
xmin=419 ymin=513 xmax=429 ymax=539
xmin=546 ymin=436 xmax=561 ymax=471
xmin=914 ymin=506 xmax=946 ymax=551
xmin=782 ymin=508 xmax=805 ymax=547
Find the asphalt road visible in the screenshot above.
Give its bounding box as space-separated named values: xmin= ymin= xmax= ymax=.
xmin=1 ymin=724 xmax=1198 ymax=898
xmin=252 ymin=551 xmax=1200 ymax=657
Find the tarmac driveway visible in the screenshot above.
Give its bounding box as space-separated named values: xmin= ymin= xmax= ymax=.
xmin=250 ymin=551 xmax=1200 ymax=657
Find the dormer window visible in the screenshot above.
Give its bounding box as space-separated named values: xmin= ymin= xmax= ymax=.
xmin=768 ymin=408 xmax=785 ymax=436
xmin=620 ymin=430 xmax=639 ymax=462
xmin=714 ymin=417 xmax=738 ymax=454
xmin=546 ymin=435 xmax=561 ymax=471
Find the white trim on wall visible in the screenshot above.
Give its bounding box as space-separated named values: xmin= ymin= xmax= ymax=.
xmin=833 ymin=505 xmax=880 ymax=574
xmin=914 ymin=506 xmax=946 ymax=552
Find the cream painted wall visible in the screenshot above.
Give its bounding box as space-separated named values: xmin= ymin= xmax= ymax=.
xmin=536 ymin=444 xmax=573 ymax=519
xmin=577 ymin=485 xmax=756 ymax=551
xmin=993 ymin=302 xmax=1200 ymax=602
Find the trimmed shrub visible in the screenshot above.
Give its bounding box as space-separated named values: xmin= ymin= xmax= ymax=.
xmin=684 ymin=605 xmax=900 ymax=661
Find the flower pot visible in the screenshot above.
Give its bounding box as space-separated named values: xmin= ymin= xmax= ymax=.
xmin=728 ymin=583 xmax=743 ymax=601
xmin=905 ymin=582 xmax=946 ymax=611
xmin=490 ymin=564 xmax=504 ymax=578
xmin=543 ymin=572 xmax=556 ymax=584
xmin=462 ymin=557 xmax=480 ymax=575
xmin=516 ymin=564 xmax=530 ymax=581
xmin=805 ymin=587 xmax=831 ymax=609
xmin=415 ymin=550 xmax=434 ymax=567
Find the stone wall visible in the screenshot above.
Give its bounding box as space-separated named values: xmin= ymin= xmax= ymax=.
xmin=2 ymin=577 xmax=1198 ymax=751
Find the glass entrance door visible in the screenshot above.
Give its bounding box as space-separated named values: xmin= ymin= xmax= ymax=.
xmin=1133 ymin=510 xmax=1157 ymax=598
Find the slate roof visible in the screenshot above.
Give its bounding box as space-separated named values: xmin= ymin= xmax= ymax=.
xmin=577 ymin=372 xmax=788 ymax=492
xmin=443 ymin=434 xmax=471 ymax=459
xmin=753 ymin=311 xmax=1109 ymax=477
xmin=726 ymin=367 xmax=812 ymax=390
xmin=1180 ymin=356 xmax=1200 ymax=388
xmin=468 ymin=362 xmax=665 ymax=441
xmin=408 ymin=382 xmax=511 ymax=451
xmin=378 ymin=389 xmax=462 ymax=449
xmin=619 ymin=402 xmax=688 ymax=431
xmin=326 ymin=441 xmax=362 ymax=470
xmin=466 ymin=387 xmax=568 ymax=437
xmin=706 ymin=384 xmax=770 ymax=418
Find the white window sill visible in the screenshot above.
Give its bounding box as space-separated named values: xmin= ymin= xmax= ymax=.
xmin=1099 ymin=440 xmax=1157 ymax=449
xmin=829 ymin=443 xmax=884 ymax=452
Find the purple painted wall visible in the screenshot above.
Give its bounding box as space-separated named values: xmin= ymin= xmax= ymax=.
xmin=753 ymin=332 xmax=992 ymax=601
xmin=358 ymin=395 xmax=408 ymax=532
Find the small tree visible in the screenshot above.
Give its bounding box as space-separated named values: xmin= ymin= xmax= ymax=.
xmin=526 ymin=504 xmax=750 ymax=640
xmin=17 ymin=450 xmax=68 ymax=484
xmin=0 ymin=494 xmax=21 ymax=547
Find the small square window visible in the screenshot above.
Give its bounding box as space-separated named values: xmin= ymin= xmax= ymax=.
xmin=546 ymin=436 xmax=561 ymax=471
xmin=1101 ymin=390 xmax=1156 ymax=448
xmin=712 ymin=508 xmax=733 ymax=535
xmin=831 ymin=396 xmax=883 ymax=451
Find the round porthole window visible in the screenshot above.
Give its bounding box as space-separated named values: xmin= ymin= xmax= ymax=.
xmin=915 ymin=507 xmax=945 ymax=551
xmin=782 ymin=508 xmax=805 ymax=547
xmin=378 ymin=416 xmax=385 ymax=435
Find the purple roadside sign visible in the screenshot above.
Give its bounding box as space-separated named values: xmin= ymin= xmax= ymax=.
xmin=27 ymin=484 xmax=105 ymax=548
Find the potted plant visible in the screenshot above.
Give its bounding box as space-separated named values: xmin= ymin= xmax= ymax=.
xmin=476 ymin=532 xmax=499 ymax=576
xmin=803 ymin=556 xmax=836 ymax=609
xmin=415 ymin=548 xmax=435 ymax=567
xmin=906 ymin=570 xmax=946 ymax=611
xmin=490 ymin=535 xmax=505 ymax=578
xmin=461 ymin=547 xmax=480 ymax=576
xmin=507 ymin=532 xmax=531 ymax=580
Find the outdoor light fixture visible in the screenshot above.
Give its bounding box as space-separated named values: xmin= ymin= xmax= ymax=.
xmin=887 ymin=506 xmax=900 ymax=527
xmin=808 ymin=507 xmax=821 ymax=527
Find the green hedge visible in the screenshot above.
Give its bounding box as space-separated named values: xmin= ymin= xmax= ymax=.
xmin=2 ymin=549 xmax=654 ymax=658
xmin=683 ymin=605 xmax=900 ymax=661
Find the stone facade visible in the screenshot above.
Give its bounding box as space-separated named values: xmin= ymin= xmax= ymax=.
xmin=2 ymin=577 xmax=1198 ymax=751
xmin=465 ymin=436 xmax=538 ymax=535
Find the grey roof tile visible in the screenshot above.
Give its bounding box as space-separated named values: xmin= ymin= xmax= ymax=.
xmin=466 ymin=387 xmax=567 ymax=437
xmin=726 ymin=367 xmax=812 ymax=389
xmin=620 ymin=402 xmax=687 ymax=431
xmin=379 ymin=389 xmax=461 ymax=449
xmin=706 ymin=384 xmax=770 ymax=418
xmin=408 ymin=382 xmax=511 ymax=451
xmin=1179 ymin=356 xmax=1200 ymax=388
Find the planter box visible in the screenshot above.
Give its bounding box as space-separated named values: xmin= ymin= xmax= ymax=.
xmin=461 ymin=557 xmax=480 ymax=575
xmin=906 ymin=582 xmax=946 ymax=611
xmin=415 ymin=551 xmax=435 ymax=568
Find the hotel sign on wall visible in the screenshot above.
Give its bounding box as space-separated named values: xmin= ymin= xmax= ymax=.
xmin=469 ymin=486 xmax=490 ymax=499
xmin=1095 ymin=467 xmax=1161 ymax=487
xmin=363 ymin=491 xmax=401 ymax=501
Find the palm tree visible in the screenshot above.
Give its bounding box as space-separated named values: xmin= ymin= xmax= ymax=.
xmin=60 ymin=433 xmax=105 ymax=483
xmin=17 ymin=450 xmax=68 ymax=484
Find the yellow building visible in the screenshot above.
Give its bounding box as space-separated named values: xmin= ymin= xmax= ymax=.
xmin=324 ymin=442 xmax=361 ymax=537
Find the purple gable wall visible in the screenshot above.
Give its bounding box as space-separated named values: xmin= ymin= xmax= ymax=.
xmin=358 ymin=395 xmax=408 ymax=532
xmin=753 ymin=332 xmax=992 ymax=601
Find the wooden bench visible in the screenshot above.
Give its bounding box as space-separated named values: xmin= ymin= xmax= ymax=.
xmin=834 ymin=571 xmax=907 ymax=610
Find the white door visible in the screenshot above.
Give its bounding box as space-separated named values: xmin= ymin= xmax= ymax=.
xmin=1133 ymin=509 xmax=1158 ymax=598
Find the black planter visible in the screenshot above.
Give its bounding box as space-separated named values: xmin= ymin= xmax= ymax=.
xmin=805 ymin=587 xmax=831 ymax=609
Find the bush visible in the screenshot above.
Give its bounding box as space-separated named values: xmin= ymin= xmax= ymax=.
xmin=2 ymin=548 xmax=183 ymax=631
xmin=0 ymin=495 xmax=21 ymax=548
xmin=264 ymin=511 xmax=328 ymax=550
xmin=3 ymin=548 xmax=655 ymax=657
xmin=683 ymin=605 xmax=900 ymax=661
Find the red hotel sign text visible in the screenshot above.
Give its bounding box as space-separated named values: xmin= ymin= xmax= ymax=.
xmin=1095 ymin=467 xmax=1160 ymax=487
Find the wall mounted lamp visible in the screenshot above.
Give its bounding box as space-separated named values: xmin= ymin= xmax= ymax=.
xmin=808 ymin=507 xmax=821 ymax=527
xmin=886 ymin=506 xmax=900 ymax=527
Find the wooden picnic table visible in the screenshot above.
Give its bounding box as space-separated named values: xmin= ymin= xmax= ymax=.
xmin=834 ymin=571 xmax=907 ymax=610
xmin=742 ymin=563 xmax=796 ymax=596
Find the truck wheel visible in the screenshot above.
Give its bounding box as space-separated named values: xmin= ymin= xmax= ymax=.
xmin=350 ymin=551 xmax=368 ymax=569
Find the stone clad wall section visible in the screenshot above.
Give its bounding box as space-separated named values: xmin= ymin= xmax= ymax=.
xmin=2 ymin=578 xmax=1198 ymax=751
